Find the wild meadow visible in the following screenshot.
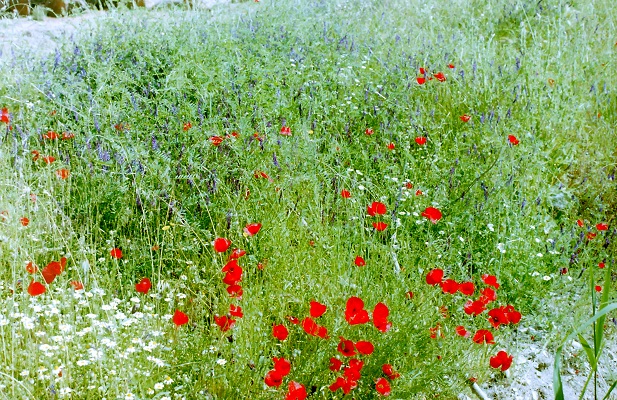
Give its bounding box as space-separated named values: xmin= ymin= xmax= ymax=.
xmin=0 ymin=0 xmax=616 ymax=398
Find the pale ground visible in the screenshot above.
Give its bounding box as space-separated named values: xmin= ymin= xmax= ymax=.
xmin=0 ymin=5 xmax=615 ymax=399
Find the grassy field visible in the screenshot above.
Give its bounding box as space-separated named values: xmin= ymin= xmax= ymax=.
xmin=0 ymin=0 xmax=616 ymax=398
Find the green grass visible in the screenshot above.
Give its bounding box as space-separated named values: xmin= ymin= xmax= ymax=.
xmin=0 ymin=0 xmax=616 ymax=398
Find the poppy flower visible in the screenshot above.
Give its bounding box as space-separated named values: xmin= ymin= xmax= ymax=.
xmin=472 ymin=329 xmax=495 ymax=345
xmin=243 ymin=223 xmax=262 ymax=236
xmin=460 ymin=114 xmax=471 ymax=122
xmin=373 ymin=222 xmax=388 ymax=231
xmin=209 ymin=136 xmax=225 ymax=146
xmin=365 ymin=128 xmax=374 ymax=136
xmin=504 ymin=305 xmax=522 ymax=324
xmin=61 ymin=132 xmax=74 ymax=140
xmin=20 ymin=217 xmax=29 ymax=226
xmin=421 ymin=207 xmax=442 ymax=223
xmin=488 ymin=307 xmax=509 ymax=328
xmin=373 ymin=302 xmax=392 ymax=333
xmin=110 ymin=248 xmax=123 ymax=259
xmin=425 ymin=269 xmax=444 ymax=285
xmin=464 ymin=299 xmax=486 ymax=316
xmin=286 ymin=316 xmax=300 ymax=324
xmin=222 ymin=265 xmax=243 ymax=286
xmin=214 ymin=315 xmax=235 ymax=331
xmin=0 ymin=107 xmax=9 ymax=124
xmin=382 ymin=364 xmax=400 ymax=380
xmin=419 ymin=67 xmax=426 ymax=75
xmin=280 ymin=126 xmax=292 ymax=136
xmin=599 ymin=262 xmax=605 ymax=269
xmin=286 ymin=381 xmax=307 ymax=400
xmin=447 ymin=63 xmax=455 ymax=69
xmin=329 ymin=357 xmax=343 ymax=371
xmin=273 ymin=357 xmax=291 ymax=376
xmin=480 ymin=287 xmax=497 ymax=304
xmin=596 ymin=223 xmax=608 ymax=231
xmin=337 ymin=337 xmax=356 ymax=357
xmin=55 ymin=169 xmax=69 ymax=179
xmin=310 ymin=301 xmax=327 ymax=318
xmin=31 ymin=150 xmax=40 ymax=161
xmin=490 ymin=351 xmax=513 ymax=371
xmin=595 ymin=285 xmax=602 ymax=292
xmin=508 ymin=135 xmax=519 ymax=145
xmin=135 ymin=278 xmax=152 ymax=294
xmin=367 ymin=201 xmax=387 ymax=216
xmin=301 ymin=317 xmax=328 ymax=338
xmin=440 ymin=279 xmax=459 ymax=294
xmin=345 ymin=297 xmax=370 ymax=325
xmin=416 ymin=77 xmax=426 ymax=85
xmin=43 ymin=131 xmax=59 ymax=140
xmin=355 ymin=340 xmax=374 ymax=355
xmin=26 ymin=261 xmax=38 ymax=274
xmin=415 ymin=189 xmax=423 ymax=196
xmin=28 ymin=281 xmax=46 ymax=296
xmin=273 ymin=324 xmax=289 ymax=340
xmin=587 ymin=232 xmax=597 ymax=240
xmin=433 ymin=72 xmax=446 ymax=82
xmin=42 ymin=156 xmax=56 ymax=164
xmin=183 ymin=122 xmax=192 ymax=131
xmin=576 ymin=219 xmax=584 ymax=227
xmin=415 ymin=137 xmax=427 ymax=145
xmin=455 ymin=325 xmax=470 ymax=338
xmin=173 ymin=310 xmax=189 ymax=326
xmin=354 ymin=256 xmax=366 ymax=267
xmin=458 ymin=281 xmax=475 ymax=296
xmin=375 ymin=377 xmax=391 ymax=396
xmin=387 ymin=143 xmax=395 ymax=150
xmin=226 ymin=284 xmax=243 ymax=299
xmin=329 ymin=376 xmax=357 ymax=394
xmin=481 ymin=274 xmax=500 ymax=289
xmin=213 ymin=237 xmax=232 ymax=253
xmin=264 ymin=370 xmax=284 ymax=387
xmin=70 ymin=281 xmax=84 ymax=291
xmin=229 ymin=304 xmax=243 ymax=318
xmin=405 ymin=182 xmax=413 ymax=189
xmin=340 ymin=189 xmax=351 ymax=198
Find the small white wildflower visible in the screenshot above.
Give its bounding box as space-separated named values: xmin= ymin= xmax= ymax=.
xmin=537 ymin=253 xmax=543 ymax=257
xmin=487 ymin=223 xmax=494 ymax=232
xmin=125 ymin=392 xmax=135 ymax=400
xmin=154 ymin=382 xmax=164 ymax=390
xmin=357 ymin=185 xmax=365 ymax=191
xmin=497 ymin=243 xmax=506 ymax=253
xmin=216 ymin=359 xmax=227 ymax=366
xmin=20 ymin=370 xmax=30 ymax=377
xmin=76 ymin=360 xmax=89 ymax=366
xmin=543 ymin=275 xmax=551 ymax=281
xmin=164 ymin=376 xmax=174 ymax=385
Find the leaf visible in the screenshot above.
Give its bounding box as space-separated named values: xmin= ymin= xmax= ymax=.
xmin=576 ymin=334 xmax=596 ymax=369
xmin=594 ymin=266 xmax=612 ymax=356
xmin=602 ymin=380 xmax=617 ymax=400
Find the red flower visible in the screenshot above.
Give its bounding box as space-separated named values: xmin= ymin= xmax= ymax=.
xmin=244 ymin=223 xmax=262 ymax=236
xmin=286 ymin=381 xmax=307 ymax=400
xmin=373 ymin=222 xmax=388 ymax=231
xmin=375 ymin=377 xmax=391 ymax=396
xmin=345 ymin=296 xmax=370 ymax=325
xmin=20 ymin=217 xmax=29 ymax=226
xmin=416 ymin=77 xmax=426 ymax=85
xmin=440 ymin=279 xmax=459 ymax=294
xmin=341 ymin=189 xmax=351 ymax=198
xmin=488 ymin=307 xmax=509 ymax=328
xmin=415 ymin=137 xmax=427 ymax=145
xmin=367 ymin=201 xmax=387 ymax=216
xmin=273 ymin=324 xmax=289 ymax=340
xmin=43 ymin=131 xmax=59 ymax=140
xmin=61 ymin=132 xmax=74 ymax=140
xmin=209 ymin=136 xmax=225 ymax=146
xmin=110 ymin=248 xmax=123 ymax=259
xmin=481 ymin=274 xmax=500 ymax=289
xmin=599 ymin=262 xmax=605 ymax=269
xmin=455 ymin=325 xmax=470 ymax=338
xmin=214 ymin=315 xmax=235 ymax=331
xmin=415 ymin=189 xmax=423 ymax=196
xmin=213 ymin=237 xmax=232 ymax=253
xmin=301 ymin=317 xmax=328 ymax=338
xmin=0 ymin=107 xmax=9 ymax=124
xmin=229 ymin=248 xmax=246 ymax=259
xmin=587 ymin=232 xmax=597 ymax=240
xmin=264 ymin=370 xmax=284 ymax=387
xmin=595 ymin=285 xmax=602 ymax=292
xmin=337 ymin=337 xmax=356 ymax=357
xmin=41 ymin=259 xmax=66 ymax=284
xmin=55 ymin=169 xmax=69 ymax=179
xmin=280 ymin=126 xmax=292 ymax=136
xmin=354 ymin=256 xmax=366 ymax=267
xmin=329 ymin=357 xmax=343 ymax=371
xmin=421 ymin=207 xmax=442 ymax=223
xmin=31 ymin=150 xmax=40 ymax=161
xmin=310 ymin=301 xmax=327 ymax=318
xmin=229 ymin=304 xmax=243 ymax=318
xmin=458 ymin=281 xmax=475 ymax=296
xmin=382 ymin=364 xmax=400 ymax=380
xmin=373 ymin=302 xmax=392 ymax=333
xmin=387 ymin=142 xmax=395 ymax=151
xmin=464 ymin=299 xmax=486 ymax=316
xmin=447 ymin=63 xmax=455 ymax=69
xmin=480 ymin=287 xmax=497 ymax=304
xmin=273 ymin=357 xmax=291 ymax=376
xmin=226 ymin=284 xmax=243 ymax=299
xmin=472 ymin=329 xmax=495 ymax=344
xmin=287 ymin=315 xmax=300 ymax=324
xmin=70 ymin=281 xmax=84 ymax=291
xmin=504 ymin=305 xmax=521 ymax=324
xmin=28 ymin=281 xmax=46 ymax=296
xmin=173 ymin=310 xmax=189 ymax=326
xmin=26 ymin=261 xmax=38 ymax=274
xmin=596 ymin=223 xmax=608 ymax=231
xmin=419 ymin=68 xmax=426 ymax=75
xmin=42 ymin=156 xmax=56 ymax=164
xmin=460 ymin=114 xmax=471 ymax=122
xmin=433 ymin=72 xmax=446 ymax=82
xmin=365 ymin=128 xmax=374 ymax=136
xmin=355 ymin=340 xmax=374 ymax=355
xmin=576 ymin=219 xmax=584 ymax=227
xmin=183 ymin=122 xmax=192 ymax=131
xmin=508 ymin=135 xmax=519 ymax=145
xmin=490 ymin=351 xmax=513 ymax=371
xmin=135 ymin=278 xmax=152 ymax=294
xmin=329 ymin=376 xmax=358 ymax=394
xmin=425 ymin=269 xmax=444 ymax=285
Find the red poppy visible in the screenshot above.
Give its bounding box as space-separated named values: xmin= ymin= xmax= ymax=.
xmin=55 ymin=169 xmax=69 ymax=179
xmin=433 ymin=72 xmax=446 ymax=82
xmin=286 ymin=381 xmax=307 ymax=400
xmin=490 ymin=351 xmax=513 ymax=371
xmin=226 ymin=284 xmax=243 ymax=299
xmin=419 ymin=67 xmax=426 ymax=75
xmin=421 ymin=207 xmax=442 ymax=223
xmin=26 ymin=261 xmax=38 ymax=274
xmin=415 ymin=189 xmax=423 ymax=196
xmin=337 ymin=337 xmax=356 ymax=357
xmin=373 ymin=302 xmax=392 ymax=333
xmin=460 ymin=114 xmax=471 ymax=122
xmin=367 ymin=201 xmax=387 ymax=216
xmin=440 ymin=279 xmax=459 ymax=294
xmin=416 ymin=77 xmax=426 ymax=85
xmin=355 ymin=340 xmax=374 ymax=355
xmin=20 ymin=217 xmax=29 ymax=226
xmin=110 ymin=248 xmax=122 ymax=259
xmin=354 ymin=256 xmax=366 ymax=267
xmin=508 ymin=135 xmax=519 ymax=145
xmin=447 ymin=63 xmax=455 ymax=69
xmin=329 ymin=376 xmax=358 ymax=394
xmin=329 ymin=357 xmax=343 ymax=371
xmin=264 ymin=370 xmax=283 ymax=387
xmin=243 ymin=223 xmax=262 ymax=236
xmin=213 ymin=237 xmax=232 ymax=253
xmin=387 ymin=143 xmax=395 ymax=150
xmin=599 ymin=262 xmax=605 ymax=269
xmin=480 ymin=287 xmax=497 ymax=304
xmin=455 ymin=325 xmax=470 ymax=338
xmin=596 ymin=223 xmax=608 ymax=231
xmin=43 ymin=131 xmax=59 ymax=140
xmin=280 ymin=126 xmax=292 ymax=136
xmin=587 ymin=232 xmax=597 ymax=240
xmin=0 ymin=107 xmax=9 ymax=124
xmin=415 ymin=137 xmax=427 ymax=145
xmin=183 ymin=122 xmax=192 ymax=131
xmin=229 ymin=304 xmax=243 ymax=318
xmin=464 ymin=299 xmax=486 ymax=316
xmin=340 ymin=189 xmax=351 ymax=198
xmin=310 ymin=301 xmax=327 ymax=318
xmin=287 ymin=315 xmax=300 ymax=324
xmin=301 ymin=317 xmax=328 ymax=338
xmin=214 ymin=314 xmax=235 ymax=331
xmin=504 ymin=305 xmax=522 ymax=324
xmin=42 ymin=156 xmax=56 ymax=164
xmin=135 ymin=278 xmax=152 ymax=294
xmin=222 ymin=263 xmax=243 ymax=285
xmin=31 ymin=150 xmax=40 ymax=161
xmin=472 ymin=329 xmax=495 ymax=344
xmin=425 ymin=269 xmax=444 ymax=285
xmin=375 ymin=377 xmax=391 ymax=396
xmin=70 ymin=281 xmax=84 ymax=291
xmin=405 ymin=182 xmax=413 ymax=189
xmin=488 ymin=307 xmax=509 ymax=328
xmin=273 ymin=357 xmax=291 ymax=376
xmin=365 ymin=128 xmax=374 ymax=136
xmin=28 ymin=281 xmax=46 ymax=296
xmin=345 ymin=296 xmax=370 ymax=325
xmin=209 ymin=136 xmax=225 ymax=146
xmin=173 ymin=310 xmax=189 ymax=326
xmin=458 ymin=281 xmax=475 ymax=296
xmin=382 ymin=364 xmax=400 ymax=380
xmin=576 ymin=219 xmax=584 ymax=227
xmin=61 ymin=132 xmax=74 ymax=140
xmin=595 ymin=285 xmax=602 ymax=292
xmin=373 ymin=222 xmax=388 ymax=231
xmin=272 ymin=324 xmax=289 ymax=340
xmin=481 ymin=274 xmax=500 ymax=289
